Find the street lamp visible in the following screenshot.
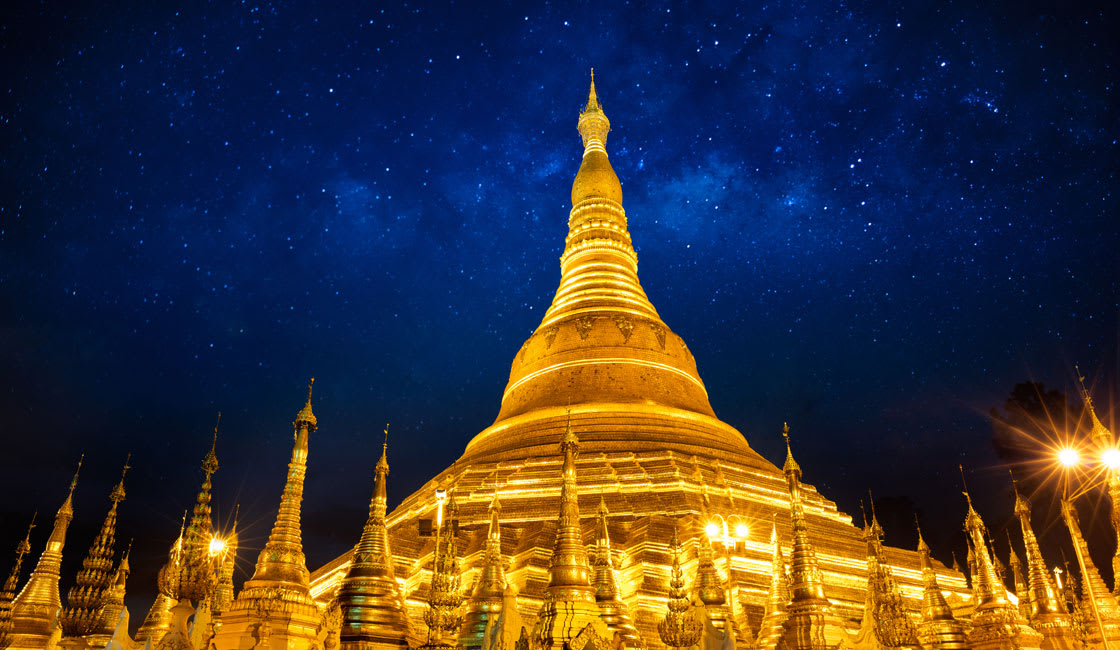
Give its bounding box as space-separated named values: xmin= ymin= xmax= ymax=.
xmin=1054 ymin=444 xmax=1119 ymax=650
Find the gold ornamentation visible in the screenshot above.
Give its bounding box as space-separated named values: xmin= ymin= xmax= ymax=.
xmin=574 ymin=316 xmax=595 ymax=340
xmin=657 ymin=527 xmax=701 ymax=649
xmin=0 ymin=515 xmax=36 ymax=648
xmin=544 ymin=326 xmax=559 ymax=349
xmin=649 ymin=323 xmax=666 ymax=350
xmin=612 ymin=316 xmax=633 ymax=343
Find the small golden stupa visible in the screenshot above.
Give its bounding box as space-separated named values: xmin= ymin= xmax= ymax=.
xmin=308 ymin=73 xmax=968 ymax=646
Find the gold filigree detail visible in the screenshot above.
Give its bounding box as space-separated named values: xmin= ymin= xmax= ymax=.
xmin=544 ymin=326 xmax=560 ymax=349
xmin=574 ymin=315 xmax=596 ymax=340
xmin=649 ymin=323 xmax=666 ymax=350
xmin=613 ymin=316 xmax=634 ymax=343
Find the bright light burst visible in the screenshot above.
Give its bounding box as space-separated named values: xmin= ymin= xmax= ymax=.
xmin=705 ymin=522 xmax=720 ymax=538
xmin=1102 ymin=448 xmax=1120 ymax=469
xmin=1058 ymin=448 xmax=1080 ymax=468
xmin=208 ymin=536 xmax=226 ymax=556
xmin=734 ymin=523 xmax=749 ymax=539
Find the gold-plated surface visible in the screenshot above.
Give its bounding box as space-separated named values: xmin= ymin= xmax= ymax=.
xmin=214 ymin=510 xmax=239 ymax=615
xmin=461 ymin=492 xmax=507 ymax=650
xmin=778 ymin=427 xmax=850 ymax=650
xmin=98 ymin=543 xmax=131 ymax=643
xmin=8 ymin=456 xmax=82 ymax=650
xmin=62 ymin=458 xmax=129 ymax=638
xmin=214 ymin=382 xmax=322 ymax=650
xmin=592 ymin=498 xmax=642 ymax=648
xmin=657 ymin=528 xmax=701 ymax=649
xmin=1012 ymin=485 xmax=1078 ymax=650
xmin=915 ymin=525 xmax=968 ymax=650
xmin=421 ymin=494 xmax=462 ymax=649
xmin=309 ymin=75 xmax=969 ymax=648
xmin=0 ymin=517 xmax=35 ymax=648
xmin=962 ymin=490 xmax=1041 ymax=650
xmin=338 ymin=428 xmax=413 ymax=650
xmin=849 ymin=508 xmax=920 ymax=650
xmin=1058 ymin=499 xmax=1120 ymax=648
xmin=1075 ymin=369 xmax=1120 ymax=598
xmin=754 ymin=518 xmax=789 ymax=650
xmin=532 ymin=422 xmax=609 ymax=650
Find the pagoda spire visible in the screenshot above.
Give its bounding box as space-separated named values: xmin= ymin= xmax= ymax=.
xmin=533 ymin=414 xmax=609 ymax=650
xmin=1058 ymin=497 xmax=1120 ymax=646
xmin=136 ymin=520 xmax=185 ymax=646
xmin=424 ymin=491 xmax=463 ymax=648
xmin=213 ymin=504 xmax=238 ymax=615
xmin=99 ymin=541 xmax=131 ymax=639
xmin=217 ymin=381 xmax=322 ymax=650
xmin=657 ymin=527 xmax=702 ymax=650
xmin=8 ymin=455 xmax=82 ymax=650
xmin=778 ymin=424 xmax=848 ymax=650
xmin=463 ymin=488 xmax=507 ymax=650
xmin=1012 ymin=479 xmax=1080 ymax=650
xmin=1075 ymin=366 xmax=1120 ymax=597
xmin=853 ymin=497 xmax=919 ymax=650
xmin=755 ymin=516 xmax=789 ymax=650
xmin=960 ymin=469 xmax=1042 ymax=650
xmin=592 ymin=498 xmax=642 ymax=648
xmin=0 ymin=515 xmax=36 ymax=649
xmin=338 ymin=424 xmax=412 ymax=650
xmin=914 ymin=522 xmax=968 ymax=650
xmin=62 ymin=455 xmax=130 ymax=638
xmin=1006 ymin=531 xmax=1031 ymax=621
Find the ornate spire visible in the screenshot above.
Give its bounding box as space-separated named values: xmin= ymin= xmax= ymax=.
xmin=9 ymin=455 xmax=82 ymax=648
xmin=338 ymin=425 xmax=412 ymax=650
xmin=960 ymin=469 xmax=1042 ymax=650
xmin=592 ymin=498 xmax=641 ymax=648
xmin=1006 ymin=531 xmax=1031 ymax=620
xmin=856 ymin=502 xmax=919 ymax=649
xmin=782 ymin=425 xmax=825 ymax=605
xmin=136 ymin=525 xmax=185 ymax=646
xmin=240 ymin=381 xmax=316 ymax=593
xmin=1012 ymin=480 xmax=1080 ymax=650
xmin=1058 ymin=498 xmax=1120 ymax=644
xmin=546 ymin=413 xmax=594 ymax=601
xmin=657 ymin=527 xmax=702 ymax=649
xmin=778 ymin=424 xmax=848 ymax=650
xmin=755 ymin=516 xmax=789 ymax=650
xmin=62 ymin=455 xmax=131 ymax=637
xmin=1075 ymin=366 xmax=1120 ymax=598
xmin=1076 ymin=365 xmax=1113 ymax=443
xmin=0 ymin=515 xmax=36 ymax=648
xmin=462 ymin=488 xmax=507 ymax=650
xmin=172 ymin=421 xmax=220 ymax=604
xmin=99 ymin=541 xmax=131 ymax=638
xmin=424 ymin=491 xmax=463 ymax=648
xmin=533 ymin=414 xmax=609 ymax=650
xmin=914 ymin=522 xmax=968 ymax=650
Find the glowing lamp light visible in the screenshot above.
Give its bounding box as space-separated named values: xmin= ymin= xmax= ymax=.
xmin=1102 ymin=448 xmax=1120 ymax=469
xmin=208 ymin=537 xmax=226 ymax=556
xmin=705 ymin=522 xmax=721 ymax=538
xmin=1058 ymin=448 xmax=1080 ymax=468
xmin=734 ymin=523 xmax=749 ymax=539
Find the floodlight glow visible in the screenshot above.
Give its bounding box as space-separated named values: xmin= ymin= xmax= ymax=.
xmin=705 ymin=522 xmax=720 ymax=538
xmin=1058 ymin=448 xmax=1080 ymax=467
xmin=208 ymin=537 xmax=226 ymax=556
xmin=734 ymin=523 xmax=749 ymax=539
xmin=1102 ymin=448 xmax=1120 ymax=469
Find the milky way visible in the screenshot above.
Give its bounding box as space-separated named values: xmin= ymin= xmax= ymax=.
xmin=0 ymin=1 xmax=1116 ymax=613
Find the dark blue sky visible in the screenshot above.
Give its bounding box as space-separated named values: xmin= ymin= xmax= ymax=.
xmin=1 ymin=0 xmax=1117 ymax=615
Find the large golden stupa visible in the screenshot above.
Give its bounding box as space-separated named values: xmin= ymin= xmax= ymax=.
xmin=307 ymin=76 xmax=970 ymax=645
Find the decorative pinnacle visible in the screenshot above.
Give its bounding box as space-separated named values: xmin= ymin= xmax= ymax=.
xmin=69 ymin=453 xmax=84 ymax=495
xmin=17 ymin=513 xmax=37 ymax=557
xmin=782 ymin=422 xmax=801 ymax=476
xmin=110 ymin=454 xmax=131 ymax=504
xmin=295 ymin=377 xmax=317 ymax=426
xmin=376 ymin=423 xmax=390 ymax=474
xmin=560 ymin=409 xmax=579 ymax=454
xmin=915 ymin=515 xmax=929 ymax=553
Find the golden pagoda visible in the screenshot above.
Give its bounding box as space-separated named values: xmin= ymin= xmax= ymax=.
xmin=1075 ymin=367 xmax=1120 ymax=597
xmin=99 ymin=543 xmax=131 ymax=645
xmin=308 ymin=73 xmax=968 ymax=648
xmin=0 ymin=518 xmax=36 ymax=649
xmin=1011 ymin=482 xmax=1078 ymax=650
xmin=914 ymin=523 xmax=968 ymax=650
xmin=8 ymin=456 xmax=83 ymax=650
xmin=847 ymin=503 xmax=920 ymax=650
xmin=214 ymin=382 xmax=323 ymax=650
xmin=461 ymin=491 xmax=507 ymax=650
xmin=754 ymin=517 xmax=789 ymax=650
xmin=135 ymin=520 xmax=185 ymax=646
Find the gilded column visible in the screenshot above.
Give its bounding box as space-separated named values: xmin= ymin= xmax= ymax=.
xmin=61 ymin=457 xmax=130 ymax=642
xmin=961 ymin=484 xmax=1041 ymax=650
xmin=914 ymin=524 xmax=968 ymax=650
xmin=777 ymin=425 xmax=849 ymax=650
xmin=533 ymin=415 xmax=609 ymax=650
xmin=1012 ymin=483 xmax=1078 ymax=650
xmin=462 ymin=491 xmax=507 ymax=650
xmin=755 ymin=516 xmax=789 ymax=650
xmin=8 ymin=456 xmax=82 ymax=650
xmin=423 ymin=492 xmax=462 ymax=649
xmin=215 ymin=382 xmax=322 ymax=650
xmin=591 ymin=498 xmax=642 ymax=649
xmin=0 ymin=517 xmax=36 ymax=648
xmin=337 ymin=427 xmax=412 ymax=650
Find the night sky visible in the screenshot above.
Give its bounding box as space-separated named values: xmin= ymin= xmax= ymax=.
xmin=1 ymin=0 xmax=1118 ymax=618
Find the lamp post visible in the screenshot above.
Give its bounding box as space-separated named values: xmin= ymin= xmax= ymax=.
xmin=1055 ymin=444 xmax=1120 ymax=650
xmin=705 ymin=514 xmax=749 ymax=627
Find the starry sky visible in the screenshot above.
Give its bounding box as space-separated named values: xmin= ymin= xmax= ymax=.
xmin=1 ymin=0 xmax=1117 ymax=617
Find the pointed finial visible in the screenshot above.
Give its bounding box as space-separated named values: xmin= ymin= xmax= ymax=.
xmin=584 ymin=68 xmax=602 ymax=113
xmin=859 ymin=499 xmax=868 ymax=529
xmin=307 ymin=377 xmax=315 ymax=403
xmin=376 ymin=423 xmax=390 ymax=474
xmin=295 ymin=377 xmax=317 ymax=426
xmin=110 ymin=453 xmax=131 ymax=504
xmin=782 ymin=422 xmax=801 ymax=476
xmin=70 ymin=453 xmax=85 ymax=494
xmin=16 ymin=512 xmax=37 ymax=557
xmin=599 ymin=495 xmax=609 ymax=517
xmin=915 ymin=514 xmax=929 ymax=550
xmin=959 ymin=464 xmax=973 ymax=506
